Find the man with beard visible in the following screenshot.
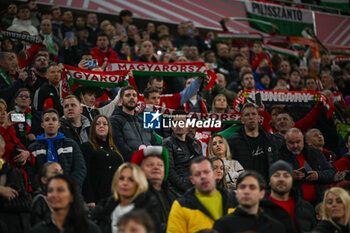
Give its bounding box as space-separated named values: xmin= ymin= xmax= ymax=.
xmin=162 ymin=110 xmax=202 ymax=194
xmin=30 ymin=54 xmax=49 ymax=92
xmin=90 ymin=33 xmax=119 ymax=66
xmin=34 ymin=63 xmax=63 ymax=116
xmin=228 ymin=103 xmax=282 ymax=182
xmin=110 ymin=86 xmax=158 ymax=161
xmin=280 ymin=128 xmax=335 ymax=204
xmin=167 ymin=156 xmax=236 ymax=233
xmin=213 ymin=170 xmax=285 ymax=233
xmin=260 ymin=160 xmax=316 ymax=233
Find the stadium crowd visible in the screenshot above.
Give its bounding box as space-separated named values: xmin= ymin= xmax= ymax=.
xmin=0 ymin=1 xmax=350 ymax=233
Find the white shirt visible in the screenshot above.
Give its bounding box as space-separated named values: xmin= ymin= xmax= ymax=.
xmin=111 ymin=203 xmax=135 ymax=233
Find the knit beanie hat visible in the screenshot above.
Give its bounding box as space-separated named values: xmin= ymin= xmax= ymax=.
xmin=269 ymin=160 xmax=293 ymax=178
xmin=131 ymin=146 xmax=169 ymax=181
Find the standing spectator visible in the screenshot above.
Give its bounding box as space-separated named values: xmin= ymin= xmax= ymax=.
xmin=162 ymin=110 xmax=202 ymax=194
xmin=50 ymin=6 xmax=62 ymax=40
xmin=0 ymin=52 xmax=28 ymax=104
xmin=280 ymin=128 xmax=335 ymax=204
xmin=30 ymin=162 xmax=63 ymax=226
xmin=29 ymin=108 xmax=86 ymax=188
xmin=110 ymin=86 xmax=158 ymax=161
xmin=77 ymin=26 xmax=95 ymax=55
xmin=91 ymin=163 xmax=161 ymax=233
xmin=13 ymin=88 xmax=42 ymax=147
xmin=119 ymin=10 xmax=133 ymax=35
xmin=91 ymin=33 xmax=119 ymax=66
xmin=0 ymin=99 xmax=35 ymax=192
xmin=86 ymin=13 xmax=102 ymax=44
xmin=313 ymin=187 xmax=350 ymax=233
xmin=7 ymin=4 xmax=38 ymax=35
xmin=59 ymin=95 xmax=90 ymax=145
xmin=228 ymin=103 xmax=282 ymax=182
xmin=183 ymin=77 xmax=208 ymax=114
xmin=208 ymin=134 xmax=244 ymax=190
xmin=306 ymin=128 xmax=338 ymax=163
xmin=39 ymin=19 xmax=60 ymax=59
xmin=31 ymin=174 xmax=101 ymax=233
xmin=0 ymin=135 xmax=31 ymax=233
xmin=260 ymin=160 xmax=317 ymax=233
xmin=59 ymin=10 xmax=77 ymax=40
xmin=213 ymin=171 xmax=286 ymax=233
xmin=30 ymin=54 xmax=49 ymax=92
xmin=132 ymin=146 xmax=180 ymax=233
xmin=167 ymin=157 xmax=237 ymax=233
xmin=1 ymin=2 xmax=17 ymax=29
xmin=81 ymin=115 xmax=124 ymax=208
xmin=34 ymin=63 xmax=63 ymax=116
xmin=28 ymin=0 xmax=41 ymax=27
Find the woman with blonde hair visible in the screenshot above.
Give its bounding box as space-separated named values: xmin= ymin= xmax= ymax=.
xmin=313 ymin=187 xmax=350 ymax=233
xmin=211 ymin=94 xmax=231 ymax=113
xmin=208 ymin=134 xmax=244 ymax=190
xmin=91 ymin=163 xmax=161 ymax=233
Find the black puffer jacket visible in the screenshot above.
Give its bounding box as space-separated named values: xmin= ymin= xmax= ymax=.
xmin=91 ymin=190 xmax=163 ymax=233
xmin=260 ymin=191 xmax=317 ymax=233
xmin=110 ymin=107 xmax=158 ymax=161
xmin=280 ymin=145 xmax=336 ymax=203
xmin=313 ymin=220 xmax=350 ymax=233
xmin=59 ymin=115 xmax=90 ymax=145
xmin=162 ymin=134 xmax=202 ymax=193
xmin=228 ymin=126 xmax=283 ymax=181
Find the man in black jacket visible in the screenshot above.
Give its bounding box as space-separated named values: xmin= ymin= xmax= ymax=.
xmin=131 ymin=146 xmax=179 ymax=233
xmin=260 ymin=160 xmax=316 ymax=233
xmin=213 ymin=170 xmax=285 ymax=233
xmin=110 ymin=86 xmax=158 ymax=161
xmin=59 ymin=95 xmax=90 ymax=146
xmin=228 ymin=103 xmax=282 ymax=182
xmin=280 ymin=128 xmax=335 ymax=204
xmin=162 ymin=109 xmax=202 ymax=194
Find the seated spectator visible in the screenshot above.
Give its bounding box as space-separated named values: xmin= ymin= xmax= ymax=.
xmin=59 ymin=95 xmax=90 ymax=145
xmin=7 ymin=4 xmax=38 ymax=35
xmin=0 ymin=135 xmax=31 ymax=233
xmin=213 ymin=170 xmax=285 ymax=233
xmin=13 ymin=88 xmax=42 ymax=147
xmin=31 ymin=174 xmax=101 ymax=233
xmin=81 ymin=115 xmax=124 ymax=208
xmin=306 ymin=128 xmax=338 ymax=163
xmin=209 ymin=134 xmax=244 ymax=190
xmin=313 ymin=187 xmax=350 ymax=233
xmin=162 ymin=110 xmax=202 ymax=194
xmin=29 ymin=108 xmax=86 ymax=188
xmin=110 ymin=86 xmax=158 ymax=161
xmin=34 ymin=63 xmax=63 ymax=116
xmin=280 ymin=128 xmax=335 ymax=204
xmin=260 ymin=160 xmax=316 ymax=233
xmin=30 ymin=162 xmax=63 ymax=225
xmin=90 ymin=163 xmax=161 ymax=233
xmin=91 ymin=33 xmax=119 ymax=66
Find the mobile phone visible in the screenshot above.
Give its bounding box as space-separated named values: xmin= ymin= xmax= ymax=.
xmin=11 ymin=113 xmax=25 ymax=122
xmin=255 ymin=92 xmax=262 ymax=107
xmin=87 ymin=59 xmax=98 ymax=68
xmin=65 ymin=31 xmax=75 ymax=40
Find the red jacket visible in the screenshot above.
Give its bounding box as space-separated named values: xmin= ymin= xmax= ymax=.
xmin=0 ymin=125 xmax=35 ymax=191
xmin=90 ymin=47 xmax=119 ymax=66
xmin=332 ymin=153 xmax=350 ymax=171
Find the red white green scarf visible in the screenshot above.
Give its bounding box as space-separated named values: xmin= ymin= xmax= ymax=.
xmin=14 ymin=106 xmax=32 ymax=138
